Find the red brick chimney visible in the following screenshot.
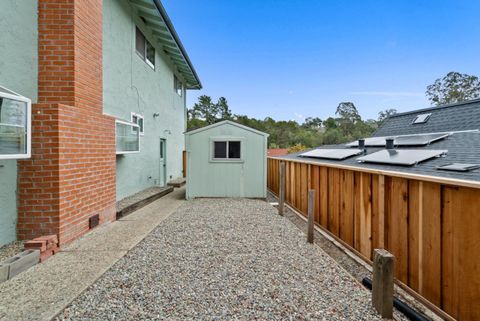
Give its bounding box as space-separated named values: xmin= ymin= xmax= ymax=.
xmin=17 ymin=0 xmax=116 ymax=245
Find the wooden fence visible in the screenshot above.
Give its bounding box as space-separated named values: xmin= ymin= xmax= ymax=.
xmin=267 ymin=157 xmax=480 ymax=321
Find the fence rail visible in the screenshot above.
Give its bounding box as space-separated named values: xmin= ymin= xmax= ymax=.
xmin=267 ymin=157 xmax=480 ymax=321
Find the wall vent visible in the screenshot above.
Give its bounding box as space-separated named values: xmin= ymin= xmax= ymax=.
xmin=89 ymin=214 xmax=100 ymax=229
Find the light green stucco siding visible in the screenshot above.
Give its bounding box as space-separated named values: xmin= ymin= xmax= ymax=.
xmin=186 ymin=122 xmax=268 ymax=199
xmin=103 ymin=0 xmax=187 ymax=200
xmin=0 ymin=0 xmax=38 ymax=246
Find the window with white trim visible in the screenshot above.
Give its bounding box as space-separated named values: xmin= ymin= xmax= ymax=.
xmin=131 ymin=112 xmax=144 ymax=135
xmin=212 ymin=140 xmax=242 ymax=160
xmin=0 ymin=86 xmax=31 ymax=159
xmin=116 ymin=120 xmax=140 ymax=154
xmin=174 ymin=75 xmax=183 ymax=96
xmin=135 ymin=27 xmax=155 ymax=69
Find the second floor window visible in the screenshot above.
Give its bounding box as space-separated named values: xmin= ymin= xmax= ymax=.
xmin=174 ymin=75 xmax=183 ymax=96
xmin=136 ymin=27 xmax=155 ymax=69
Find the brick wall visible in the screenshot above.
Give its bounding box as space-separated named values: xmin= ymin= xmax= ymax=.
xmin=17 ymin=0 xmax=116 ymax=245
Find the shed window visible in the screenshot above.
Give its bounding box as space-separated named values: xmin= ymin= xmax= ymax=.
xmin=0 ymin=86 xmax=31 ymax=159
xmin=135 ymin=27 xmax=155 ymax=69
xmin=213 ymin=140 xmax=241 ymax=160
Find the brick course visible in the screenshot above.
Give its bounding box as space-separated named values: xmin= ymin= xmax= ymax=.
xmin=17 ymin=0 xmax=116 ymax=245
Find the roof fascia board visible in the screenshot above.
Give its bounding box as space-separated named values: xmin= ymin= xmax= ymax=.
xmin=185 ymin=120 xmax=269 ymax=137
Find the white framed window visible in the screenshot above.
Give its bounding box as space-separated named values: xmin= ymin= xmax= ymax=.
xmin=135 ymin=26 xmax=155 ymax=69
xmin=130 ymin=112 xmax=144 ymax=135
xmin=174 ymin=75 xmax=183 ymax=96
xmin=116 ymin=119 xmax=140 ymax=154
xmin=210 ymin=138 xmax=243 ymax=162
xmin=0 ymin=86 xmax=31 ymax=159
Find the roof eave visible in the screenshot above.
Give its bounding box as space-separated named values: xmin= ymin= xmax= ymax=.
xmin=152 ymin=0 xmax=202 ymax=90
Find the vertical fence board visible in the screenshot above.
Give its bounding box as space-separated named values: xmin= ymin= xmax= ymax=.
xmin=420 ymin=182 xmax=441 ymax=306
xmin=408 ymin=180 xmax=421 ymax=292
xmin=311 ymin=166 xmax=321 ymax=224
xmin=339 ymin=170 xmax=355 ymax=246
xmin=386 ymin=177 xmax=409 ymax=284
xmin=355 ymin=172 xmax=372 ymax=260
xmin=328 ymin=168 xmax=340 ymax=236
xmin=319 ymin=166 xmax=329 ymax=228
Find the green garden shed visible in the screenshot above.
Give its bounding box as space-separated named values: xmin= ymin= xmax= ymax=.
xmin=185 ymin=120 xmax=269 ymax=199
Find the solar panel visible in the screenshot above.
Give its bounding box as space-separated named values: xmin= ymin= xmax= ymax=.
xmin=356 ymin=149 xmax=447 ymax=166
xmin=412 ymin=113 xmax=431 ymax=124
xmin=345 ymin=137 xmax=388 ymax=147
xmin=437 ymin=163 xmax=480 ymax=172
xmin=395 ymin=133 xmax=449 ymax=146
xmin=299 ymin=149 xmax=364 ymax=160
xmin=346 ymin=133 xmax=448 ymax=147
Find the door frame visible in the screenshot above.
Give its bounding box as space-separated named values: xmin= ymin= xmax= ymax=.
xmin=160 ymin=138 xmax=167 ymax=187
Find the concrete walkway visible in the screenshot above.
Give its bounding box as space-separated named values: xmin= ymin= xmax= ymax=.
xmin=0 ymin=187 xmax=185 ymax=321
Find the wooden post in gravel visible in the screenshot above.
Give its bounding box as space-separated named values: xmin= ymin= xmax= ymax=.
xmin=278 ymin=162 xmax=285 ymax=215
xmin=307 ymin=189 xmax=315 ymax=243
xmin=372 ymin=249 xmax=395 ymax=319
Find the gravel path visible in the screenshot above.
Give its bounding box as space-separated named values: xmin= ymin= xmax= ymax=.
xmin=57 ymin=199 xmax=381 ymax=320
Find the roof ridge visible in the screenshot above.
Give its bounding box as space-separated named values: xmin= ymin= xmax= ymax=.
xmin=389 ymin=98 xmax=480 ymax=118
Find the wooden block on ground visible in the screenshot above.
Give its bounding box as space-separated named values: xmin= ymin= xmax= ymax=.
xmin=372 ymin=248 xmax=395 ymax=319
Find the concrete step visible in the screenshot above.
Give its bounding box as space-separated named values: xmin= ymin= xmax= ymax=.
xmin=167 ymin=177 xmax=186 ymax=188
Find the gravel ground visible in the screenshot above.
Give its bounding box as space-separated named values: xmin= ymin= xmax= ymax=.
xmin=0 ymin=241 xmax=24 ymax=262
xmin=57 ymin=198 xmax=381 ymax=321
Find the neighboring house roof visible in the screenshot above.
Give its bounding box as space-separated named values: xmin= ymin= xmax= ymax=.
xmin=268 ymin=149 xmax=289 ymax=157
xmin=275 ymin=99 xmax=480 ymax=185
xmin=129 ymin=0 xmax=202 ymax=89
xmin=185 ymin=120 xmax=269 ymax=137
xmin=374 ymin=98 xmax=480 ymax=137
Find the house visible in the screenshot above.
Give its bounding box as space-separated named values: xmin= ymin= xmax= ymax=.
xmin=0 ymin=0 xmax=201 ymax=247
xmin=267 ymin=98 xmax=480 ymax=321
xmin=185 ymin=120 xmax=269 ymax=199
xmin=267 ymin=148 xmax=289 ymax=157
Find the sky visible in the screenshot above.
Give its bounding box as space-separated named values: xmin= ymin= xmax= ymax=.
xmin=162 ymin=0 xmax=480 ymax=122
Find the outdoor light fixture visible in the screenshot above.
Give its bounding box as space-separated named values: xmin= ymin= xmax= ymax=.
xmin=153 ymin=113 xmax=160 ymax=118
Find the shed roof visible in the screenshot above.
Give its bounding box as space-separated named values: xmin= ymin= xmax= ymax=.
xmin=185 ymin=120 xmax=269 ymax=137
xmin=129 ymin=0 xmax=201 ymax=89
xmin=275 ymin=99 xmax=480 ymax=185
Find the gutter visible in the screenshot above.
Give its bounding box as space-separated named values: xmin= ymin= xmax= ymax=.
xmin=152 ymin=0 xmax=202 ymax=89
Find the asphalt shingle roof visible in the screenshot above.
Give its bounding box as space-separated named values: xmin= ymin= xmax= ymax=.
xmin=277 ymin=99 xmax=480 ymax=184
xmin=374 ymin=98 xmax=480 ymax=136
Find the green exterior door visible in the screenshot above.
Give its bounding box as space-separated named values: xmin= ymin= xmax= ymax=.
xmin=159 ymin=138 xmax=166 ymax=187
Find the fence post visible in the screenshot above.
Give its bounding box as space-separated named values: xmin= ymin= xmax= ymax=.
xmin=307 ymin=189 xmax=315 ymax=243
xmin=279 ymin=162 xmax=285 ymax=215
xmin=372 ymin=249 xmax=395 ymax=319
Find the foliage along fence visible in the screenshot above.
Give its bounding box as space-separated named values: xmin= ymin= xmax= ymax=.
xmin=267 ymin=157 xmax=480 ymax=321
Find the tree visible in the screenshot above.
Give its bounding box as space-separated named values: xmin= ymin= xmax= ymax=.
xmin=377 ymin=108 xmax=397 ymax=124
xmin=426 ymin=71 xmax=480 ymax=106
xmin=187 ymin=95 xmax=233 ymax=128
xmin=302 ymin=117 xmax=322 ymax=130
xmin=335 ymin=102 xmax=361 ymax=137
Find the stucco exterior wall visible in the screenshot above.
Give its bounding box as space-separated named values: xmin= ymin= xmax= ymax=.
xmin=186 ymin=123 xmax=268 ymax=199
xmin=103 ymin=0 xmax=187 ymax=201
xmin=0 ymin=0 xmax=38 ymax=246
